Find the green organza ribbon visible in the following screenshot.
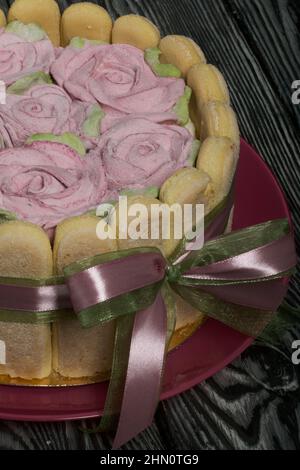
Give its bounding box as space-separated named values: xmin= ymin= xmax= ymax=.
xmin=0 ymin=276 xmax=69 ymax=324
xmin=0 ymin=219 xmax=294 ymax=334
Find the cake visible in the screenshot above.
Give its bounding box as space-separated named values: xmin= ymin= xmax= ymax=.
xmin=0 ymin=1 xmax=239 ymax=384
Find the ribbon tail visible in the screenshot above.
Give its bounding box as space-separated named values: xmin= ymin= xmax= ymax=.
xmin=112 ymin=293 xmax=168 ymax=449
xmin=98 ymin=314 xmax=135 ymax=434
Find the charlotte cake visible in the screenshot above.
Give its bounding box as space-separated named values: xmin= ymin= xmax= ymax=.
xmin=0 ymin=1 xmax=239 ymax=384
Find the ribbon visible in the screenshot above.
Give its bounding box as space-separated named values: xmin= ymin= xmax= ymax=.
xmin=66 ymin=218 xmax=296 ymax=448
xmin=0 ymin=218 xmax=296 ymax=448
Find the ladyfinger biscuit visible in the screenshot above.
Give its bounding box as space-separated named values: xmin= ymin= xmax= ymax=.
xmin=114 ymin=194 xmax=182 ymax=260
xmin=159 ymin=35 xmax=206 ymax=77
xmin=0 ymin=221 xmax=52 ymax=380
xmin=187 ymin=63 xmax=230 ymax=110
xmin=0 ymin=220 xmax=52 ymax=278
xmin=168 ymin=292 xmax=206 ymax=350
xmin=8 ymin=0 xmax=61 ymax=46
xmin=113 ymin=195 xmax=165 ymax=253
xmin=159 ymin=167 xmax=211 ymax=207
xmin=53 ymin=215 xmax=117 ymax=379
xmin=197 ymin=136 xmax=238 ymax=206
xmin=114 ymin=193 xmax=188 ymax=259
xmin=0 ymin=9 xmax=6 ymax=28
xmin=159 ymin=168 xmax=211 ymax=256
xmin=61 ymin=3 xmax=112 ymax=47
xmin=112 ymin=15 xmax=160 ymax=50
xmin=53 ymin=215 xmax=116 ymax=275
xmin=200 ymin=101 xmax=240 ymax=150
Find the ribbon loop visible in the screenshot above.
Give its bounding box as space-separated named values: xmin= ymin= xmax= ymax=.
xmin=64 ymin=248 xmax=167 ymax=328
xmin=180 ymin=233 xmax=295 ymax=286
xmin=66 ymin=250 xmax=166 ymax=313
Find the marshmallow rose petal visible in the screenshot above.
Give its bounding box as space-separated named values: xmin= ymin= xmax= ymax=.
xmin=0 ymin=25 xmax=55 ymax=85
xmin=51 ymin=43 xmax=185 ymax=117
xmin=0 ymin=141 xmax=109 ymax=230
xmin=96 ymin=117 xmax=194 ymax=191
xmin=0 ymin=84 xmax=103 ymax=148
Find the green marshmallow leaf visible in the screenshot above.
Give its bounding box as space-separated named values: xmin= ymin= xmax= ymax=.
xmin=70 ymin=37 xmax=85 ymax=48
xmin=85 ymin=199 xmax=117 ymax=219
xmin=70 ymin=37 xmax=108 ymax=48
xmin=7 ymin=72 xmax=53 ymax=95
xmin=120 ymin=186 xmax=160 ymax=199
xmin=145 ymin=48 xmax=181 ymax=78
xmin=6 ymin=21 xmax=47 ymax=42
xmin=83 ymin=105 xmax=105 ymax=137
xmin=187 ymin=139 xmax=201 ymax=166
xmin=184 ymin=119 xmax=196 ymax=138
xmin=27 ymin=133 xmax=86 ymax=157
xmin=173 ymin=86 xmax=192 ymax=126
xmin=0 ymin=209 xmax=18 ymax=225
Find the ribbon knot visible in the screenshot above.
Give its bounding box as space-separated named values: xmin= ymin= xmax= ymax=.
xmin=166 ymin=264 xmax=182 ymax=283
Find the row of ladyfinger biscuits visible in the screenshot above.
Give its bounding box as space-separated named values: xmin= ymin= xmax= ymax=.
xmin=0 ymin=218 xmax=116 ymax=381
xmin=0 ymin=1 xmax=240 ymax=141
xmin=1 ymin=0 xmax=204 ymax=53
xmin=0 ymin=205 xmax=207 ymax=381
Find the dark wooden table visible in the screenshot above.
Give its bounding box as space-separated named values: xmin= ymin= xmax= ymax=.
xmin=0 ymin=0 xmax=299 ymax=450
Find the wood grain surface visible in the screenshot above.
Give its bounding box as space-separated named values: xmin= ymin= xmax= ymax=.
xmin=0 ymin=0 xmax=299 ymax=450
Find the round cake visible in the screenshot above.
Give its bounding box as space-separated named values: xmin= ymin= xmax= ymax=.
xmin=0 ymin=1 xmax=239 ymax=385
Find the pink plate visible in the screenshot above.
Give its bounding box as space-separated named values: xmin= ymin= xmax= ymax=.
xmin=0 ymin=140 xmax=291 ymax=422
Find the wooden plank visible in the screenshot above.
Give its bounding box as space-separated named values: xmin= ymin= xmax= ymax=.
xmin=227 ymin=0 xmax=300 ymax=128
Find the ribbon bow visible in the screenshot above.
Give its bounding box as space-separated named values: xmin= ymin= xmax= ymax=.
xmin=0 ymin=218 xmax=296 ymax=448
xmin=64 ymin=218 xmax=295 ymax=448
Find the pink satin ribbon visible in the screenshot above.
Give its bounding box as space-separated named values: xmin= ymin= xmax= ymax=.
xmin=0 ymin=283 xmax=70 ymax=312
xmin=113 ymin=293 xmax=167 ymax=449
xmin=183 ymin=234 xmax=295 ymax=312
xmin=67 ymin=252 xmax=166 ymax=314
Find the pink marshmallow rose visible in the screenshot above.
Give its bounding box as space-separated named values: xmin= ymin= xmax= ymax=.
xmin=0 ymin=84 xmax=102 ymax=148
xmin=51 ymin=43 xmax=185 ymax=118
xmin=95 ymin=117 xmax=194 ymax=191
xmin=0 ymin=141 xmax=109 ymax=230
xmin=0 ymin=27 xmax=55 ymax=85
